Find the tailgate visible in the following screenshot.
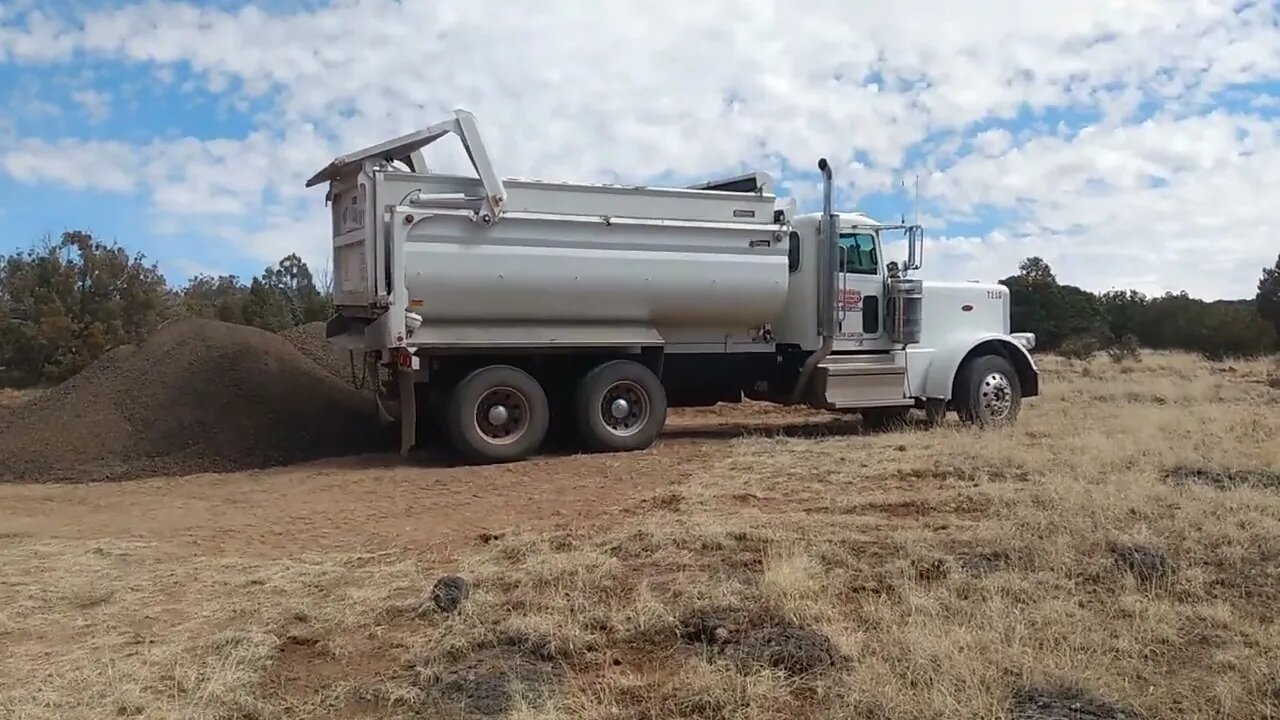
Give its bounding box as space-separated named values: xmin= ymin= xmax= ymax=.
xmin=328 ymin=171 xmax=381 ymax=308
xmin=308 ymin=109 xmax=506 ymax=314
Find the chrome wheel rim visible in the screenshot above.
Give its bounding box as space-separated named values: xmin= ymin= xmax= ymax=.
xmin=979 ymin=371 xmax=1013 ymax=421
xmin=474 ymin=386 xmax=530 ymax=444
xmin=600 ymin=380 xmax=649 ymax=437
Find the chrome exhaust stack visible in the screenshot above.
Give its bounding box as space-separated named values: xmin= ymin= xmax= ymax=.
xmin=790 ymin=157 xmax=838 ymax=405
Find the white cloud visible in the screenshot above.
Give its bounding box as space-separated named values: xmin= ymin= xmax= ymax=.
xmin=1 ymin=138 xmax=139 ymax=192
xmin=5 ymin=75 xmax=62 ymax=125
xmin=971 ymin=129 xmax=1014 ymax=158
xmin=0 ymin=0 xmax=1278 ymax=297
xmin=0 ymin=9 xmax=75 ymax=62
xmin=923 ymin=111 xmax=1280 ymax=296
xmin=71 ymin=88 xmax=112 ymax=123
xmin=216 ymin=207 xmax=332 ymax=269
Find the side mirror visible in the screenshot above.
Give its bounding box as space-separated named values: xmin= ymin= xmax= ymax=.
xmin=905 ymin=225 xmax=924 ymax=271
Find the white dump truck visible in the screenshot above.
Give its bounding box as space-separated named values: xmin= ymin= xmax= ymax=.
xmin=308 ymin=109 xmax=1039 ymax=463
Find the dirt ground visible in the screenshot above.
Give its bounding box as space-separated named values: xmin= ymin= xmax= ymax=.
xmin=2 ymin=354 xmax=1279 ymax=719
xmin=0 ymin=403 xmax=843 ymax=559
xmin=0 ymin=428 xmax=706 ymax=560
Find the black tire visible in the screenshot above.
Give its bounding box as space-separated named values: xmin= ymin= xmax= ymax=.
xmin=861 ymin=407 xmax=911 ymax=432
xmin=575 ymin=359 xmax=668 ymax=452
xmin=447 ymin=365 xmax=549 ymax=463
xmin=955 ymin=354 xmax=1021 ymax=427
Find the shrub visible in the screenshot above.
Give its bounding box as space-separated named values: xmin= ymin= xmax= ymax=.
xmin=1106 ymin=335 xmax=1142 ymax=364
xmin=1059 ymin=336 xmax=1100 ymax=361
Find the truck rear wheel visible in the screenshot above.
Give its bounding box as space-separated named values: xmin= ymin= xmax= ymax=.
xmin=955 ymin=354 xmax=1021 ymax=427
xmin=575 ymin=359 xmax=667 ymax=452
xmin=447 ymin=365 xmax=549 ymax=463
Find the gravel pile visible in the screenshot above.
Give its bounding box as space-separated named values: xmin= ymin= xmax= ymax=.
xmin=280 ymin=321 xmax=364 ymax=387
xmin=0 ymin=319 xmax=384 ymax=483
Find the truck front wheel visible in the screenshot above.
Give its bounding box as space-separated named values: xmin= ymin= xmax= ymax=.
xmin=447 ymin=365 xmax=550 ymax=463
xmin=955 ymin=354 xmax=1021 ymax=427
xmin=575 ymin=359 xmax=668 ymax=452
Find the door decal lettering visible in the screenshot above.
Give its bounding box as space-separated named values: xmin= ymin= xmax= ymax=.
xmin=840 ymin=288 xmax=863 ymax=311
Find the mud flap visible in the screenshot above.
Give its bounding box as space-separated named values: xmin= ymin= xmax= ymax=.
xmin=398 ymin=367 xmax=416 ymax=457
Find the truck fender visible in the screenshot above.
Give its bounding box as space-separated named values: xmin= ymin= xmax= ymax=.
xmin=921 ymin=334 xmax=1039 ymax=401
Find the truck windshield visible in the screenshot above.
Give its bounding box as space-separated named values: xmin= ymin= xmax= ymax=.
xmin=838 ymin=232 xmax=878 ymax=275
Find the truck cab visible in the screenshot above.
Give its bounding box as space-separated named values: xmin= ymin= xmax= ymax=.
xmin=764 ymin=201 xmax=1037 ymax=426
xmin=762 ymin=199 xmax=1034 ymax=425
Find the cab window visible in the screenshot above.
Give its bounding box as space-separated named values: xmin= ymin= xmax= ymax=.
xmin=838 ymin=232 xmax=878 ymax=274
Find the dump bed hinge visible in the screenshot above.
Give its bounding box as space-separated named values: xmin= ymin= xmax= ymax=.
xmin=306 ymin=108 xmax=507 ymax=226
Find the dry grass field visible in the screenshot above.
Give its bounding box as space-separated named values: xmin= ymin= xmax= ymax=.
xmin=2 ymin=352 xmax=1279 ymax=719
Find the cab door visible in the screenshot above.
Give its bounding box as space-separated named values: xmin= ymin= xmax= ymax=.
xmin=834 ymin=228 xmax=886 ymax=348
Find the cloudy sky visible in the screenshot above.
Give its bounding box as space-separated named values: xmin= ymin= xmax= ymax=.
xmin=1 ymin=0 xmax=1277 ymax=299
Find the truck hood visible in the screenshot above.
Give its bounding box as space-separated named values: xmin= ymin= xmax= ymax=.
xmin=919 ymin=278 xmax=1006 ymax=293
xmin=915 ymin=277 xmax=1012 ymax=337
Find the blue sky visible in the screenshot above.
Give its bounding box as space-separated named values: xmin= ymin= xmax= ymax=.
xmin=2 ymin=0 xmax=1278 ymax=298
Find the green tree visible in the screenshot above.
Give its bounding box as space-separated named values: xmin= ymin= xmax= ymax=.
xmin=1002 ymin=257 xmax=1106 ymax=350
xmin=1258 ymin=254 xmax=1280 ymax=337
xmin=1135 ymin=291 xmax=1275 ymax=359
xmin=241 ymin=276 xmax=294 ymax=332
xmin=181 ymin=274 xmax=249 ymax=324
xmin=0 ymin=231 xmax=169 ymax=386
xmin=999 ymin=257 xmax=1275 ymax=358
xmin=240 ymin=253 xmax=331 ymax=332
xmin=1002 ymin=258 xmax=1057 ymax=344
xmin=1017 ymin=256 xmax=1056 ymax=284
xmin=1190 ymin=303 xmax=1277 ymax=359
xmin=1097 ymin=289 xmax=1148 ymax=342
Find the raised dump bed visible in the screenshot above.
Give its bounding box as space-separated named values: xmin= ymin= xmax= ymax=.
xmin=309 ymin=110 xmax=793 ymax=349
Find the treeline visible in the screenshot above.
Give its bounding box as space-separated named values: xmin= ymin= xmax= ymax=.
xmin=0 ymin=231 xmax=330 ymax=386
xmin=1 ymin=231 xmax=1277 ymax=387
xmin=1003 ymin=256 xmax=1280 ymax=360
